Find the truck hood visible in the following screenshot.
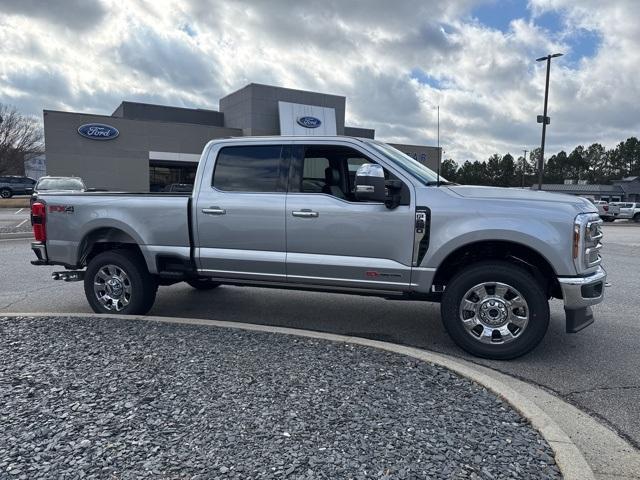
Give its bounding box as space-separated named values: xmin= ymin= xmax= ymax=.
xmin=445 ymin=185 xmax=596 ymax=212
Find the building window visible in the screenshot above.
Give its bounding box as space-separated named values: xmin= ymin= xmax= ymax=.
xmin=149 ymin=162 xmax=197 ymax=192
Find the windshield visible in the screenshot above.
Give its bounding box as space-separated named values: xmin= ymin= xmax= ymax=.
xmin=37 ymin=178 xmax=85 ymax=191
xmin=365 ymin=140 xmax=446 ymax=185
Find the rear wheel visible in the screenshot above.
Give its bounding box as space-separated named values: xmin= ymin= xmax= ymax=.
xmin=634 ymin=213 xmax=640 ymax=223
xmin=441 ymin=261 xmax=550 ymax=360
xmin=602 ymin=216 xmax=614 ymax=222
xmin=84 ymin=250 xmax=157 ymax=315
xmin=0 ymin=188 xmax=12 ymax=199
xmin=186 ymin=278 xmax=221 ymax=290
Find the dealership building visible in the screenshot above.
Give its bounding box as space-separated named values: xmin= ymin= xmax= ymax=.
xmin=43 ymin=83 xmax=440 ymax=191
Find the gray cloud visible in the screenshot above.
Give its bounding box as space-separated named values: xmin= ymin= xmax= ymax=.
xmin=114 ymin=25 xmax=222 ymax=92
xmin=1 ymin=0 xmax=107 ymax=30
xmin=0 ymin=0 xmax=638 ymax=162
xmin=5 ymin=66 xmax=72 ymax=100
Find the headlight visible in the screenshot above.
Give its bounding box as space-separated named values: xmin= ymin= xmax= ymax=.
xmin=573 ymin=214 xmax=603 ymax=273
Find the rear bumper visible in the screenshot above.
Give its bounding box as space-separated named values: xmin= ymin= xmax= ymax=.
xmin=558 ymin=266 xmax=606 ymax=333
xmin=31 ymin=241 xmax=50 ymax=265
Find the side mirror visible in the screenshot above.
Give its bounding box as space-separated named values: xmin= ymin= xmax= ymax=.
xmin=355 ymin=164 xmax=386 ymax=203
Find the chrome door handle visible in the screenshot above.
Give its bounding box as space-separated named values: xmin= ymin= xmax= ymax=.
xmin=202 ymin=207 xmax=226 ymax=215
xmin=292 ymin=210 xmax=319 ymax=218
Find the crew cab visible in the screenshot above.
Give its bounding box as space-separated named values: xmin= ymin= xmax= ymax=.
xmin=30 ymin=136 xmax=606 ymax=359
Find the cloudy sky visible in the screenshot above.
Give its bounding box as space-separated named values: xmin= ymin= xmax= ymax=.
xmin=1 ymin=0 xmax=638 ymax=161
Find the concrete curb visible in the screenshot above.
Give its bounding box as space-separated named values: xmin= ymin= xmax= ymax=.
xmin=2 ymin=313 xmax=597 ymax=479
xmin=0 ymin=232 xmax=32 ymax=240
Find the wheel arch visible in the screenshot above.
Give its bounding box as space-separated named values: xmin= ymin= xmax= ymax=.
xmin=78 ymin=227 xmax=145 ymax=268
xmin=432 ymin=239 xmax=562 ymax=299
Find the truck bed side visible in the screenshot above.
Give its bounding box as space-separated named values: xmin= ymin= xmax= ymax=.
xmin=38 ymin=192 xmax=191 ymax=273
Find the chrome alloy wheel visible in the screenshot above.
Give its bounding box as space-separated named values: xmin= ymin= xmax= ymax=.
xmin=93 ymin=264 xmax=132 ymax=311
xmin=458 ymin=282 xmax=529 ymax=344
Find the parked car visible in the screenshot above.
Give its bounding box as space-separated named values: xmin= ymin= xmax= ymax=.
xmin=593 ymin=200 xmax=620 ymax=222
xmin=0 ymin=175 xmax=36 ymax=198
xmin=31 ymin=176 xmax=86 ymax=204
xmin=611 ymin=202 xmax=640 ymax=222
xmin=29 ymin=136 xmax=606 ymax=360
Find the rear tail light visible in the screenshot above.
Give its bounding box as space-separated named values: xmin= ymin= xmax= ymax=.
xmin=31 ymin=202 xmax=46 ymax=242
xmin=603 ymin=205 xmax=609 ymax=212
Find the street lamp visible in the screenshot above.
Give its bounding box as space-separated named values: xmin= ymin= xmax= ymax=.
xmin=535 ymin=52 xmax=563 ymax=190
xmin=436 ymin=104 xmax=441 ymax=185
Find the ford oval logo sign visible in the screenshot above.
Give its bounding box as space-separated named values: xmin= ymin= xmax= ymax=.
xmin=296 ymin=116 xmax=322 ymax=129
xmin=77 ymin=123 xmax=120 ymax=140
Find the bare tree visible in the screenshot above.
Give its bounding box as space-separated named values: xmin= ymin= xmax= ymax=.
xmin=0 ymin=104 xmax=44 ymax=175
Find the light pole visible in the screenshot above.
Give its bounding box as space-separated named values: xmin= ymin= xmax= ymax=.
xmin=522 ymin=149 xmax=528 ymax=187
xmin=436 ymin=105 xmax=441 ymax=185
xmin=535 ymin=52 xmax=563 ymax=190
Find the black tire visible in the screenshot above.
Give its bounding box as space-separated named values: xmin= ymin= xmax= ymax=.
xmin=440 ymin=261 xmax=550 ymax=360
xmin=84 ymin=250 xmax=158 ymax=315
xmin=634 ymin=213 xmax=640 ymax=223
xmin=602 ymin=217 xmax=614 ymax=222
xmin=186 ymin=278 xmax=221 ymax=290
xmin=0 ymin=188 xmax=12 ymax=199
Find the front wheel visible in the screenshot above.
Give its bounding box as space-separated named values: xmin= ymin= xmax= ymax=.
xmin=84 ymin=250 xmax=157 ymax=315
xmin=440 ymin=261 xmax=550 ymax=360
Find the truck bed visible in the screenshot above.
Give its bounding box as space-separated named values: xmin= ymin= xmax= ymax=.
xmin=37 ymin=192 xmax=192 ymax=271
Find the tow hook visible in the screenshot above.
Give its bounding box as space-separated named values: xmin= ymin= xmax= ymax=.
xmin=52 ymin=271 xmax=85 ymax=282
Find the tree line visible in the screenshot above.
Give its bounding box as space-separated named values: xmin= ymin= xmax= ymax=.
xmin=440 ymin=137 xmax=640 ymax=187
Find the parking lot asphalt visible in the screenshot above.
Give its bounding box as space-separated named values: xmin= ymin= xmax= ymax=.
xmin=1 ymin=224 xmax=639 ymax=448
xmin=0 ymin=207 xmax=30 ymax=234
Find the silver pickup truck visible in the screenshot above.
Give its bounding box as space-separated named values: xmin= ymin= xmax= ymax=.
xmin=30 ymin=136 xmax=606 ymax=359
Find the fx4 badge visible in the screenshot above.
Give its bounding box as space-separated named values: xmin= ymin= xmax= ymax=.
xmin=49 ymin=205 xmax=74 ymax=214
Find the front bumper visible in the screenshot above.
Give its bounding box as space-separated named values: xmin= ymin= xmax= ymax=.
xmin=558 ymin=266 xmax=606 ymax=333
xmin=558 ymin=266 xmax=606 ymax=309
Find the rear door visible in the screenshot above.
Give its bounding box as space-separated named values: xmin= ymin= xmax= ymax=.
xmin=194 ymin=142 xmax=290 ymax=282
xmin=285 ymin=141 xmax=416 ymax=291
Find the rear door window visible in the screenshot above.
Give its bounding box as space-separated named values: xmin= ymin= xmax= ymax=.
xmin=212 ymin=145 xmax=287 ymax=193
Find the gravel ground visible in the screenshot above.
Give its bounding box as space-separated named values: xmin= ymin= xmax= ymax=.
xmin=0 ymin=316 xmax=562 ymax=479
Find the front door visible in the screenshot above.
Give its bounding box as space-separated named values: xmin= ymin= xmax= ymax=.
xmin=195 ymin=143 xmax=289 ymax=282
xmin=285 ymin=143 xmax=415 ymax=291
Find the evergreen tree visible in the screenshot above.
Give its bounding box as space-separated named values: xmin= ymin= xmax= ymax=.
xmin=485 ymin=154 xmax=502 ymax=186
xmin=440 ymin=159 xmax=458 ymax=182
xmin=499 ymin=153 xmax=516 ymax=187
